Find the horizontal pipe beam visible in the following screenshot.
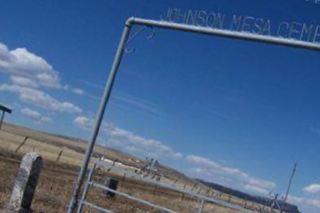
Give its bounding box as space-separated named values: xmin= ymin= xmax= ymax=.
xmin=93 ymin=160 xmax=248 ymax=212
xmin=128 ymin=17 xmax=320 ymax=51
xmin=81 ymin=201 xmax=113 ymax=213
xmin=90 ymin=182 xmax=176 ymax=213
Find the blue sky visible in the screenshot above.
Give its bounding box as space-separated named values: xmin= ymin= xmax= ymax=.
xmin=1 ymin=0 xmax=320 ymax=212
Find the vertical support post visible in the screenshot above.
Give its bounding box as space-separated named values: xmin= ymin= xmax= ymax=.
xmin=67 ymin=20 xmax=132 ymax=213
xmin=15 ymin=137 xmax=29 ymax=153
xmin=0 ymin=111 xmax=5 ymax=130
xmin=7 ymin=152 xmax=42 ymax=213
xmin=284 ymin=163 xmax=297 ymax=202
xmin=56 ymin=149 xmax=63 ymax=162
xmin=76 ymin=164 xmax=96 ymax=213
xmin=197 ymin=199 xmax=204 ymax=213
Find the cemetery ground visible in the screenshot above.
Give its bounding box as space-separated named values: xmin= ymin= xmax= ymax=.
xmin=0 ymin=123 xmax=270 ymax=212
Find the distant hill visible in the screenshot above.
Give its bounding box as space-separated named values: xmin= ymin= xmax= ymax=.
xmin=1 ymin=122 xmax=198 ymax=185
xmin=197 ymin=179 xmax=300 ymax=213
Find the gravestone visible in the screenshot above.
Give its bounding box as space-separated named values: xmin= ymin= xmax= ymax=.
xmin=6 ymin=152 xmax=43 ymax=213
xmin=103 ymin=177 xmax=118 ymax=198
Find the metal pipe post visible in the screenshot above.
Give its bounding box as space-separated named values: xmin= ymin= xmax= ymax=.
xmin=197 ymin=199 xmax=204 ymax=213
xmin=67 ymin=21 xmax=132 ymax=213
xmin=0 ymin=111 xmax=5 ymax=130
xmin=76 ymin=165 xmax=96 ymax=213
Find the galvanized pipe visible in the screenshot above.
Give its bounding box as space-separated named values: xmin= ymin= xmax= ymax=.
xmin=93 ymin=159 xmax=250 ymax=212
xmin=81 ymin=201 xmax=113 ymax=213
xmin=197 ymin=199 xmax=204 ymax=213
xmin=76 ymin=165 xmax=96 ymax=213
xmin=67 ymin=22 xmax=132 ymax=213
xmin=90 ymin=182 xmax=176 ymax=213
xmin=129 ymin=17 xmax=320 ymax=51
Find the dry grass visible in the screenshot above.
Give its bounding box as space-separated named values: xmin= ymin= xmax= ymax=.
xmin=0 ymin=151 xmax=76 ymax=212
xmin=0 ymin=123 xmax=274 ymax=212
xmin=0 ymin=152 xmax=238 ymax=213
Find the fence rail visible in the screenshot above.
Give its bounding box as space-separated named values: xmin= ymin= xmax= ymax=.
xmin=75 ymin=160 xmax=255 ymax=213
xmin=80 ymin=201 xmax=113 ymax=213
xmin=90 ymin=182 xmax=177 ymax=213
xmin=77 ymin=160 xmax=177 ymax=213
xmin=93 ymin=159 xmax=252 ymax=212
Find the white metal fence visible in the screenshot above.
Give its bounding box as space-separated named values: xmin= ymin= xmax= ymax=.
xmin=75 ymin=159 xmax=254 ymax=213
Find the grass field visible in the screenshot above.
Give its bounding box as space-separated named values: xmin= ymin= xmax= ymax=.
xmin=0 ymin=150 xmax=239 ymax=212
xmin=0 ymin=123 xmax=276 ymax=212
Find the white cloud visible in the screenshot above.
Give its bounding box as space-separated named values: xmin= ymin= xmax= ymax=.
xmin=0 ymin=84 xmax=82 ymax=114
xmin=306 ymin=199 xmax=320 ymax=208
xmin=105 ymin=123 xmax=183 ymax=160
xmin=303 ymin=184 xmax=320 ymax=194
xmin=288 ymin=195 xmax=320 ymax=210
xmin=186 ymin=155 xmax=276 ymax=195
xmin=73 ymin=116 xmax=92 ymax=129
xmin=10 ymin=76 xmax=38 ymax=88
xmin=72 ymin=88 xmax=84 ymax=95
xmin=0 ymin=41 xmax=85 ymax=117
xmin=0 ymin=42 xmax=61 ymax=88
xmin=73 ymin=116 xmax=182 ymax=160
xmin=63 ymin=84 xmax=84 ymax=96
xmin=21 ymin=108 xmax=51 ymax=123
xmin=0 ymin=41 xmax=86 ymax=96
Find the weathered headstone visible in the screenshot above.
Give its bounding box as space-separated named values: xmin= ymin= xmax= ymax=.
xmin=103 ymin=177 xmax=118 ymax=198
xmin=6 ymin=152 xmax=42 ymax=213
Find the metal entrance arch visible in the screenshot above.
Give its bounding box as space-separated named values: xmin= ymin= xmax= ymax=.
xmin=68 ymin=17 xmax=320 ymax=213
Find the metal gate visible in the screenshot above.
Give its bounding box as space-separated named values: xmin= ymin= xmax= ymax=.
xmin=76 ymin=159 xmax=254 ymax=213
xmin=68 ymin=16 xmax=320 ymax=213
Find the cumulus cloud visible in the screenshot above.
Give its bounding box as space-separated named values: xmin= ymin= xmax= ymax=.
xmin=10 ymin=76 xmax=38 ymax=88
xmin=21 ymin=108 xmax=51 ymax=123
xmin=63 ymin=84 xmax=84 ymax=96
xmin=73 ymin=116 xmax=92 ymax=129
xmin=0 ymin=41 xmax=85 ymax=112
xmin=0 ymin=84 xmax=82 ymax=114
xmin=0 ymin=42 xmax=61 ymax=88
xmin=72 ymin=116 xmax=182 ymax=160
xmin=288 ymin=195 xmax=320 ymax=210
xmin=186 ymin=155 xmax=276 ymax=195
xmin=303 ymin=184 xmax=320 ymax=194
xmin=105 ymin=123 xmax=183 ymax=160
xmin=71 ymin=88 xmax=84 ymax=95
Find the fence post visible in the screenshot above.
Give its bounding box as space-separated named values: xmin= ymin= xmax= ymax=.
xmin=6 ymin=152 xmax=42 ymax=213
xmin=56 ymin=149 xmax=63 ymax=162
xmin=15 ymin=137 xmax=29 ymax=153
xmin=197 ymin=199 xmax=204 ymax=213
xmin=76 ymin=165 xmax=96 ymax=213
xmin=0 ymin=111 xmax=5 ymax=130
